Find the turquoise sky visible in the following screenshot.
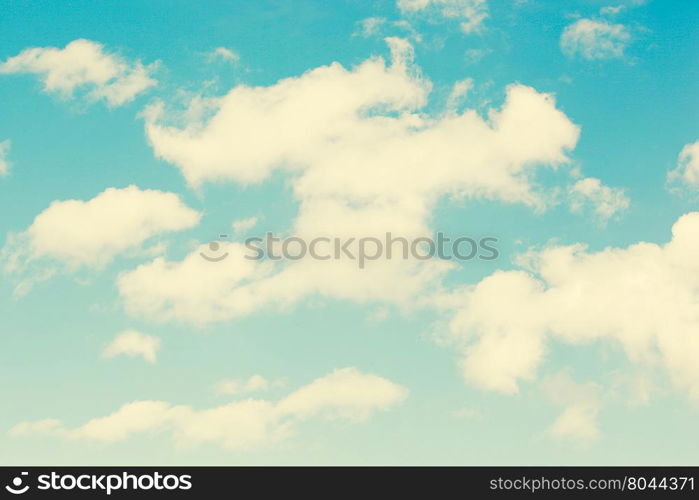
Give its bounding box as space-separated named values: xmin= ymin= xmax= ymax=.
xmin=1 ymin=0 xmax=698 ymax=465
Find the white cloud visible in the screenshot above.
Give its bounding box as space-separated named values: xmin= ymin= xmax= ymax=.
xmin=231 ymin=216 xmax=259 ymax=235
xmin=0 ymin=140 xmax=10 ymax=177
xmin=276 ymin=367 xmax=409 ymax=422
xmin=440 ymin=212 xmax=699 ymax=402
xmin=560 ymin=19 xmax=631 ymax=60
xmin=568 ymin=176 xmax=630 ymax=222
xmin=542 ymin=371 xmax=601 ymax=442
xmin=0 ymin=39 xmax=157 ymax=107
xmin=397 ymin=0 xmax=488 ymax=34
xmin=464 ymin=48 xmax=488 ymax=65
xmin=118 ymin=239 xmax=452 ymax=325
xmin=2 ymin=185 xmax=200 ymax=273
xmin=144 ymin=39 xmax=578 ymax=204
xmin=10 ymin=367 xmax=407 ymax=450
xmin=8 ymin=419 xmax=64 ymax=437
xmin=668 ymin=140 xmax=699 ymax=189
xmin=446 ymin=78 xmax=473 ymax=109
xmin=125 ymin=39 xmax=614 ymax=326
xmin=215 ymin=374 xmax=276 ymax=396
xmin=209 ymin=47 xmax=239 ymax=64
xmin=103 ymin=329 xmax=161 ymax=363
xmin=355 ymin=17 xmax=387 ymax=38
xmin=600 ymin=5 xmax=625 ymax=16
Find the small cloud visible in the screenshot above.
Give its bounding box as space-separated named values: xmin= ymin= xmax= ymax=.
xmin=397 ymin=0 xmax=488 ymax=35
xmin=0 ymin=185 xmax=201 ymax=290
xmin=367 ymin=306 xmax=390 ymax=323
xmin=9 ymin=419 xmax=66 ymax=437
xmin=609 ymin=370 xmax=656 ymax=407
xmin=667 ymin=139 xmax=699 ymax=191
xmin=560 ymin=19 xmax=631 ymax=60
xmin=355 ymin=17 xmax=387 ymax=38
xmin=542 ymin=371 xmax=602 ymax=443
xmin=464 ymin=48 xmax=488 ymax=65
xmin=103 ymin=329 xmax=161 ymax=363
xmin=231 ymin=216 xmax=259 ymax=235
xmin=0 ymin=39 xmax=157 ymax=107
xmin=0 ymin=140 xmax=10 ymax=177
xmin=209 ymin=47 xmax=240 ymax=64
xmin=215 ymin=374 xmax=280 ymax=396
xmin=568 ymin=177 xmax=630 ymax=223
xmin=600 ymin=5 xmax=625 ymax=16
xmin=446 ymin=78 xmax=473 ymax=110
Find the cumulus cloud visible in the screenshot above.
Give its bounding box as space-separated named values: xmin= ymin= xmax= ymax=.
xmin=103 ymin=330 xmax=161 ymax=363
xmin=397 ymin=0 xmax=488 ymax=34
xmin=542 ymin=371 xmax=602 ymax=442
xmin=440 ymin=212 xmax=699 ymax=402
xmin=668 ymin=140 xmax=699 ymax=190
xmin=9 ymin=368 xmax=407 ymax=450
xmin=0 ymin=39 xmax=157 ymax=107
xmin=125 ymin=39 xmax=608 ymax=325
xmin=144 ymin=39 xmax=579 ymax=206
xmin=0 ymin=140 xmax=10 ymax=177
xmin=118 ymin=239 xmax=451 ymax=325
xmin=1 ymin=186 xmax=200 ymax=292
xmin=560 ymin=19 xmax=631 ymax=60
xmin=568 ymin=176 xmax=630 ymax=222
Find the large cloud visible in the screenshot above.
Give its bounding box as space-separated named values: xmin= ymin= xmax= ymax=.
xmin=9 ymin=368 xmax=408 ymax=450
xmin=0 ymin=39 xmax=156 ymax=107
xmin=121 ymin=39 xmax=627 ymax=325
xmin=117 ymin=240 xmax=453 ymax=325
xmin=440 ymin=212 xmax=699 ymax=402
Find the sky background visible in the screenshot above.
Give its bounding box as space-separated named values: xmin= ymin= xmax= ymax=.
xmin=0 ymin=0 xmax=698 ymax=465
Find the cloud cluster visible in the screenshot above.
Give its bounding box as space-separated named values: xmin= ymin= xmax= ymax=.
xmin=121 ymin=39 xmax=630 ymax=325
xmin=0 ymin=39 xmax=157 ymax=107
xmin=560 ymin=19 xmax=631 ymax=60
xmin=10 ymin=368 xmax=408 ymax=450
xmin=441 ymin=212 xmax=699 ymax=402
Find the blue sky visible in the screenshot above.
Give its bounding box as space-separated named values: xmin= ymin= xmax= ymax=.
xmin=0 ymin=0 xmax=698 ymax=465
